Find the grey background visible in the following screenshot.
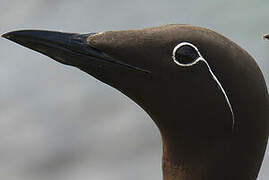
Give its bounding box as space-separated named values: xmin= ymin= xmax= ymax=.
xmin=1 ymin=0 xmax=269 ymax=179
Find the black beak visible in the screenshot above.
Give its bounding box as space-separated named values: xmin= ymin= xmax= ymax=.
xmin=2 ymin=30 xmax=150 ymax=73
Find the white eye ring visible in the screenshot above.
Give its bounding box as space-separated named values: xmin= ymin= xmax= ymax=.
xmin=172 ymin=42 xmax=204 ymax=66
xmin=172 ymin=42 xmax=235 ymax=131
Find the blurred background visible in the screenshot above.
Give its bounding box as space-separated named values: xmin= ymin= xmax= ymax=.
xmin=0 ymin=0 xmax=269 ymax=179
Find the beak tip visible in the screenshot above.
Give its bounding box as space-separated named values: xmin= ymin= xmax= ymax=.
xmin=2 ymin=32 xmax=13 ymax=40
xmin=2 ymin=32 xmax=9 ymax=39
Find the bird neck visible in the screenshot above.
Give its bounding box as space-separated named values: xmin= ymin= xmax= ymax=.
xmin=160 ymin=132 xmax=262 ymax=180
xmin=161 ymin=135 xmax=214 ymax=180
xmin=162 ymin=156 xmax=205 ymax=180
xmin=158 ymin=126 xmax=263 ymax=180
xmin=133 ymin=92 xmax=265 ymax=180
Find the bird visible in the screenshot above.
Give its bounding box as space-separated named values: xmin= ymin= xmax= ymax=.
xmin=2 ymin=24 xmax=269 ymax=180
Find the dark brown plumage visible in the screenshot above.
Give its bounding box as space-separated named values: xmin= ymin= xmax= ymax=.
xmin=2 ymin=24 xmax=269 ymax=180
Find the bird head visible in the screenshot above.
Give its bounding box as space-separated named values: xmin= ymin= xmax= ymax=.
xmin=2 ymin=24 xmax=269 ymax=179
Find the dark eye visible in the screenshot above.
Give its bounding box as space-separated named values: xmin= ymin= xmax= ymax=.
xmin=173 ymin=44 xmax=200 ymax=65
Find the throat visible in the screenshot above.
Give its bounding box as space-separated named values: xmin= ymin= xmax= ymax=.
xmin=159 ymin=126 xmax=225 ymax=180
xmin=162 ymin=143 xmax=211 ymax=180
xmin=160 ymin=134 xmax=260 ymax=180
xmin=162 ymin=159 xmax=205 ymax=180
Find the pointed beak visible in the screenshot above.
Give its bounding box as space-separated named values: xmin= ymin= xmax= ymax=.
xmin=2 ymin=30 xmax=150 ymax=73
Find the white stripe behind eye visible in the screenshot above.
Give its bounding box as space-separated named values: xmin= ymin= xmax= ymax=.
xmin=199 ymin=57 xmax=235 ymax=131
xmin=173 ymin=42 xmax=235 ymax=131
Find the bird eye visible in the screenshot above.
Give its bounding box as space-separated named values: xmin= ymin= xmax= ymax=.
xmin=172 ymin=43 xmax=200 ymax=66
